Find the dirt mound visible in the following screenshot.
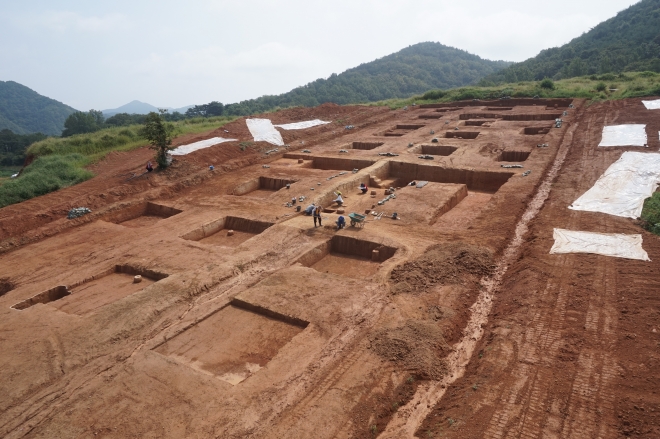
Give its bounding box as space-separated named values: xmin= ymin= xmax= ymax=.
xmin=390 ymin=243 xmax=495 ymax=294
xmin=369 ymin=320 xmax=451 ymax=380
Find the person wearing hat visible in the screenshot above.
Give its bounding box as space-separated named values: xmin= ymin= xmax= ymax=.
xmin=333 ymin=191 xmax=344 ymax=206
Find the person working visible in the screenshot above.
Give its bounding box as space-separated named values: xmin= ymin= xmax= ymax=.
xmin=146 ymin=161 xmax=154 ymax=172
xmin=304 ymin=203 xmax=316 ymax=216
xmin=336 ymin=215 xmax=346 ymax=230
xmin=334 ymin=191 xmax=344 ymax=206
xmin=359 ymin=183 xmax=368 ymax=194
xmin=313 ymin=205 xmax=322 ymax=227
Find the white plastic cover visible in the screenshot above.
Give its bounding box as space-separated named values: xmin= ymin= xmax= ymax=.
xmin=170 ymin=137 xmax=237 ymax=156
xmin=642 ymin=98 xmax=660 ymax=110
xmin=274 ymin=119 xmax=330 ymax=130
xmin=246 ymin=119 xmax=284 ymax=146
xmin=598 ymin=124 xmax=647 ymax=147
xmin=550 ymin=228 xmax=650 ymax=261
xmin=569 ymin=151 xmax=660 ymax=218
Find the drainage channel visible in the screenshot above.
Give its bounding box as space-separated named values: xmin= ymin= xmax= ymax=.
xmin=379 ymin=108 xmax=578 ymax=438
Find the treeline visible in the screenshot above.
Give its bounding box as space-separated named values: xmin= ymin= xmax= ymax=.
xmin=62 ymin=101 xmax=227 ymax=137
xmin=0 ymin=129 xmax=47 ymax=166
xmin=483 ymin=0 xmax=660 ymax=84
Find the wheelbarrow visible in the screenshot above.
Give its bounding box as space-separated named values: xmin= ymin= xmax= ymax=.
xmin=348 ymin=212 xmax=366 ymax=228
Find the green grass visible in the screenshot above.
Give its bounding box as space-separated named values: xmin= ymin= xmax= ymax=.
xmin=26 ymin=115 xmax=237 ymax=163
xmin=641 ymin=193 xmax=660 ymax=236
xmin=371 ymin=71 xmax=660 ymax=109
xmin=0 ymin=115 xmax=236 ymax=208
xmin=0 ymin=154 xmax=93 ymax=208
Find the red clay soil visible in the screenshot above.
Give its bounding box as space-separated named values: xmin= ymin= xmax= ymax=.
xmin=1 ymin=97 xmax=659 ymax=439
xmin=416 ymin=99 xmax=660 ymax=439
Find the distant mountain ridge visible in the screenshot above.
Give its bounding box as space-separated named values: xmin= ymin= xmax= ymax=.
xmin=223 ymin=42 xmax=512 ymax=116
xmin=102 ymin=100 xmax=193 ymax=117
xmin=0 ymin=81 xmax=77 ymax=136
xmin=483 ymin=0 xmax=660 ymax=83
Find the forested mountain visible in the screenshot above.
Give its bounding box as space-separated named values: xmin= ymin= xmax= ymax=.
xmin=0 ymin=81 xmax=77 ymax=135
xmin=223 ymin=42 xmax=511 ymax=116
xmin=483 ymin=0 xmax=660 ymax=84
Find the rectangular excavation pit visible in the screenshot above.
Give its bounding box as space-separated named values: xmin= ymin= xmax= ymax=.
xmin=459 ymin=113 xmax=503 ymax=120
xmin=105 ymin=202 xmax=182 ymax=228
xmin=498 ymin=151 xmax=531 ymax=162
xmin=418 ymin=114 xmax=444 ymax=119
xmin=352 ymin=141 xmax=384 ymax=150
xmin=182 ymin=216 xmax=273 ymax=248
xmin=381 ymin=124 xmax=426 ymax=137
xmin=297 ymin=236 xmax=397 ymax=279
xmin=388 ymin=161 xmax=514 ymax=193
xmin=465 ymin=120 xmax=493 ymax=127
xmin=445 ymin=131 xmax=480 ymax=139
xmin=11 ymin=265 xmax=168 ymax=314
xmin=488 ymin=107 xmax=512 ymax=110
xmin=420 ymin=145 xmax=457 ymax=156
xmin=524 ymin=126 xmax=551 ymax=135
xmin=154 ymin=301 xmax=307 ymax=385
xmin=233 ymin=176 xmax=298 ymax=197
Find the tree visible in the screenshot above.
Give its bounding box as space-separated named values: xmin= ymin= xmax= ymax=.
xmin=184 ymin=101 xmax=224 ymax=118
xmin=140 ymin=110 xmax=174 ymax=168
xmin=62 ymin=110 xmax=104 ymax=137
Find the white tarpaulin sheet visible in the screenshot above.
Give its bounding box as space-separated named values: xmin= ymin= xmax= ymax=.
xmin=274 ymin=119 xmax=330 ymax=130
xmin=246 ymin=118 xmax=284 ymax=146
xmin=642 ymin=98 xmax=660 ymax=110
xmin=550 ymin=228 xmax=650 ymax=261
xmin=170 ymin=137 xmax=237 ymax=156
xmin=569 ymin=151 xmax=660 ymax=218
xmin=598 ymin=124 xmax=647 ymax=147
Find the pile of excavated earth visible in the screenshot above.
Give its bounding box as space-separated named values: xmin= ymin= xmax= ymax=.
xmin=1 ymin=97 xmax=659 ymax=438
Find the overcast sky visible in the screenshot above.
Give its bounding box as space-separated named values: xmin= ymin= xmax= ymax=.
xmin=0 ymin=0 xmax=637 ymax=111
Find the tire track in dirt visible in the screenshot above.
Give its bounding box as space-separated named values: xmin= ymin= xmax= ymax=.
xmin=378 ymin=107 xmax=581 ymax=438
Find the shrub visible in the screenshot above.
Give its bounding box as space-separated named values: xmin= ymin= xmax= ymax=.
xmin=422 ymin=90 xmax=446 ymax=100
xmin=596 ymin=82 xmax=607 ymax=92
xmin=540 ymin=78 xmax=555 ymax=90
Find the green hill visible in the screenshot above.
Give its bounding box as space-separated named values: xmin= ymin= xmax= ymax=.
xmin=0 ymin=81 xmax=77 ymax=136
xmin=224 ymin=42 xmax=512 ymax=115
xmin=483 ymin=0 xmax=660 ymax=84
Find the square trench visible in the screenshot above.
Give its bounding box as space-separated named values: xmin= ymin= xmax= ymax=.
xmin=11 ymin=265 xmax=169 ymax=314
xmin=182 ymin=216 xmax=273 ymax=248
xmin=154 ymin=300 xmax=308 ymax=385
xmin=102 ymin=202 xmax=182 ymax=228
xmin=232 ymin=176 xmax=299 ymax=198
xmin=296 ymin=235 xmax=397 ymax=279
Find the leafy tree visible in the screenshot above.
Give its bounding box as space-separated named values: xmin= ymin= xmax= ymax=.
xmin=540 ymin=78 xmax=555 ymax=90
xmin=62 ymin=110 xmax=104 ymax=137
xmin=140 ymin=110 xmax=174 ymax=168
xmin=0 ymin=129 xmax=47 ymax=166
xmin=106 ymin=112 xmax=146 ymax=127
xmin=185 ymin=101 xmax=224 ymax=118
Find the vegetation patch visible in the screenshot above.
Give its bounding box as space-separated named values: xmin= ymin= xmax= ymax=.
xmin=0 ymin=154 xmax=92 ymax=208
xmin=641 ymin=193 xmax=660 ymax=236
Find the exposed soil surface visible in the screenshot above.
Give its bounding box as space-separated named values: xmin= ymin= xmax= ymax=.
xmin=1 ymin=97 xmax=659 ymax=438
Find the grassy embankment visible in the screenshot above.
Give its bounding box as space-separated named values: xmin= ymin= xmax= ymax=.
xmin=0 ymin=116 xmax=235 ymax=208
xmin=373 ymin=71 xmax=660 ymax=108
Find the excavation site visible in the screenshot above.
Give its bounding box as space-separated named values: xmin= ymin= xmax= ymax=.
xmin=1 ymin=97 xmax=660 ymax=439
